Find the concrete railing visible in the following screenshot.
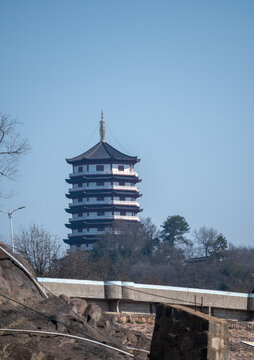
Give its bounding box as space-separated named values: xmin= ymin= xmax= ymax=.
xmin=37 ymin=278 xmax=254 ymax=319
xmin=69 ymin=215 xmax=140 ymax=222
xmin=69 ymin=170 xmax=138 ymax=177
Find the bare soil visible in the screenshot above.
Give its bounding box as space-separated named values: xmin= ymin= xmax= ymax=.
xmin=118 ymin=318 xmax=254 ymax=360
xmin=0 ymin=244 xmax=149 ymax=360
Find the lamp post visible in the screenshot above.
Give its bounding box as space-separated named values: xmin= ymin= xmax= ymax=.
xmin=0 ymin=206 xmax=25 ymax=253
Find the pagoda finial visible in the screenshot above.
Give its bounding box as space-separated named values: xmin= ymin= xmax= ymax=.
xmin=100 ymin=109 xmax=106 ymax=142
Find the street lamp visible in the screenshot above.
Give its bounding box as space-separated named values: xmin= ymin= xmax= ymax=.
xmin=0 ymin=206 xmax=25 ymax=253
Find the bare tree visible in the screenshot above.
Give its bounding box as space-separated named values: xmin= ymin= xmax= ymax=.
xmin=193 ymin=226 xmax=227 ymax=257
xmin=15 ymin=223 xmax=63 ymax=276
xmin=0 ymin=113 xmax=30 ymax=180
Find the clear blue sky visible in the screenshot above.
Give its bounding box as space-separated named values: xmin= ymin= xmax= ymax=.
xmin=0 ymin=0 xmax=253 ymax=247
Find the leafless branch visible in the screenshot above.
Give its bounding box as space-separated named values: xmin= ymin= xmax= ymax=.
xmin=0 ymin=113 xmax=31 ymax=180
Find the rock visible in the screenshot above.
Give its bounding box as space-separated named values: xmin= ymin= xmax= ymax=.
xmin=69 ymin=297 xmax=87 ymax=316
xmin=0 ymin=246 xmax=150 ymax=359
xmin=84 ymin=303 xmax=102 ymax=323
xmin=59 ymin=295 xmax=88 ymax=317
xmin=0 ymin=242 xmax=44 ymax=305
xmin=59 ymin=294 xmax=70 ymax=304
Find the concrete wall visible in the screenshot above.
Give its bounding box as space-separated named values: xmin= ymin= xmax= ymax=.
xmin=38 ymin=278 xmax=254 ymax=319
xmin=149 ymin=304 xmax=229 ymax=360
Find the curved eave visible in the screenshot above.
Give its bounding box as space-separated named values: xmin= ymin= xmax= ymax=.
xmin=66 ymin=175 xmax=141 ymax=184
xmin=63 ymin=238 xmax=97 ymax=245
xmin=65 ymin=219 xmax=115 ymax=229
xmin=66 ymin=141 xmax=139 ymax=165
xmin=65 ymin=205 xmax=141 ymax=213
xmin=66 ymin=158 xmax=139 ymax=165
xmin=66 ymin=190 xmax=141 ymax=199
xmin=66 ymin=206 xmax=140 ymax=215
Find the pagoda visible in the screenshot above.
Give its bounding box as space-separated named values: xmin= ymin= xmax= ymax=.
xmin=64 ymin=112 xmax=142 ymax=251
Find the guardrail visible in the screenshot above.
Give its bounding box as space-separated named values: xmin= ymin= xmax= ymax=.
xmin=37 ymin=278 xmax=254 ymax=319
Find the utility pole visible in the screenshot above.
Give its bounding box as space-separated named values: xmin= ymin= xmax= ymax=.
xmin=0 ymin=206 xmax=25 ymax=253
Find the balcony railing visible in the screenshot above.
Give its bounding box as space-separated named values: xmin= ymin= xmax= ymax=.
xmin=69 ymin=184 xmax=139 ymax=194
xmin=68 ymin=230 xmax=104 ymax=237
xmin=69 ymin=215 xmax=140 ymax=222
xmin=69 ymin=169 xmax=138 ymax=177
xmin=69 ymin=199 xmax=140 ymax=207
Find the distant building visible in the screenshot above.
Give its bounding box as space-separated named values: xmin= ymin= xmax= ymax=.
xmin=64 ymin=112 xmax=142 ymax=251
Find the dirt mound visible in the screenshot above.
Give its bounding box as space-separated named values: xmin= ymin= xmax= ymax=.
xmin=0 ymin=242 xmax=44 ymax=305
xmin=0 ymin=244 xmax=150 ymax=359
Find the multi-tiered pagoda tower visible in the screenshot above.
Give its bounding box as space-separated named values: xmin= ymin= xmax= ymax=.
xmin=64 ymin=112 xmax=142 ymax=251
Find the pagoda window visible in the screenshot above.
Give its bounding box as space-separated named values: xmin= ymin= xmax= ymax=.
xmin=78 ymin=197 xmax=83 ymax=202
xmin=97 ymin=211 xmax=105 ymax=216
xmin=78 ymin=183 xmax=82 ymax=188
xmin=96 ymin=165 xmax=104 ymax=171
xmin=130 ymin=165 xmax=133 ymax=172
xmin=78 ymin=166 xmax=83 ymax=173
xmin=87 ymin=197 xmax=89 ymax=201
xmin=78 ymin=212 xmax=83 ymax=217
xmin=97 ymin=226 xmax=104 ymax=231
xmin=96 ymin=180 xmax=104 ymax=186
xmin=97 ymin=196 xmax=104 ymax=201
xmin=120 ymin=211 xmax=126 ymax=216
xmin=120 ymin=195 xmax=125 ymax=201
xmin=87 ymin=212 xmax=89 ymax=216
xmin=87 ymin=228 xmax=90 ymax=233
xmin=87 ymin=165 xmax=89 ymax=172
xmin=118 ymin=165 xmax=124 ymax=171
xmin=119 ymin=180 xmax=125 ymax=186
xmin=112 ymin=211 xmax=114 ymax=215
xmin=78 ymin=228 xmax=82 ymax=233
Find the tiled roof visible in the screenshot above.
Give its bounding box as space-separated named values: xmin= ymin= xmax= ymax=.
xmin=66 ymin=141 xmax=138 ymax=163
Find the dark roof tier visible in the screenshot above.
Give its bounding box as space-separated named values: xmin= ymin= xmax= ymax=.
xmin=66 ymin=175 xmax=141 ymax=184
xmin=66 ymin=204 xmax=141 ymax=212
xmin=65 ymin=219 xmax=114 ymax=229
xmin=66 ymin=190 xmax=141 ymax=199
xmin=66 ymin=206 xmax=142 ymax=214
xmin=66 ymin=141 xmax=139 ymax=165
xmin=64 ymin=237 xmax=96 ymax=245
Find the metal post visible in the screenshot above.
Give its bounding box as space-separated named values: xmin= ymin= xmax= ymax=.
xmin=8 ymin=211 xmax=14 ymax=253
xmin=0 ymin=206 xmax=25 ymax=253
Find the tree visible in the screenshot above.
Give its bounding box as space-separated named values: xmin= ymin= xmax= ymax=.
xmin=193 ymin=226 xmax=228 ymax=257
xmin=160 ymin=215 xmax=190 ymax=258
xmin=93 ymin=221 xmax=153 ymax=263
xmin=15 ymin=223 xmax=63 ymax=276
xmin=140 ymin=217 xmax=160 ymax=255
xmin=0 ymin=113 xmax=30 ymax=180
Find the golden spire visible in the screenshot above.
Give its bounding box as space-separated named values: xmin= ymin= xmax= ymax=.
xmin=99 ymin=110 xmax=106 ymax=142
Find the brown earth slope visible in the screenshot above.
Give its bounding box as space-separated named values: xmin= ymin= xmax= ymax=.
xmin=0 ymin=243 xmax=149 ymax=360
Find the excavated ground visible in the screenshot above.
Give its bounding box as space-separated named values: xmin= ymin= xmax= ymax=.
xmin=1 ymin=242 xmax=253 ymax=359
xmin=118 ymin=316 xmax=254 ymax=359
xmin=0 ymin=243 xmax=150 ymax=360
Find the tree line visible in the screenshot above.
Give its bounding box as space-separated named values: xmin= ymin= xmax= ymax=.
xmin=13 ymin=216 xmax=254 ymax=294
